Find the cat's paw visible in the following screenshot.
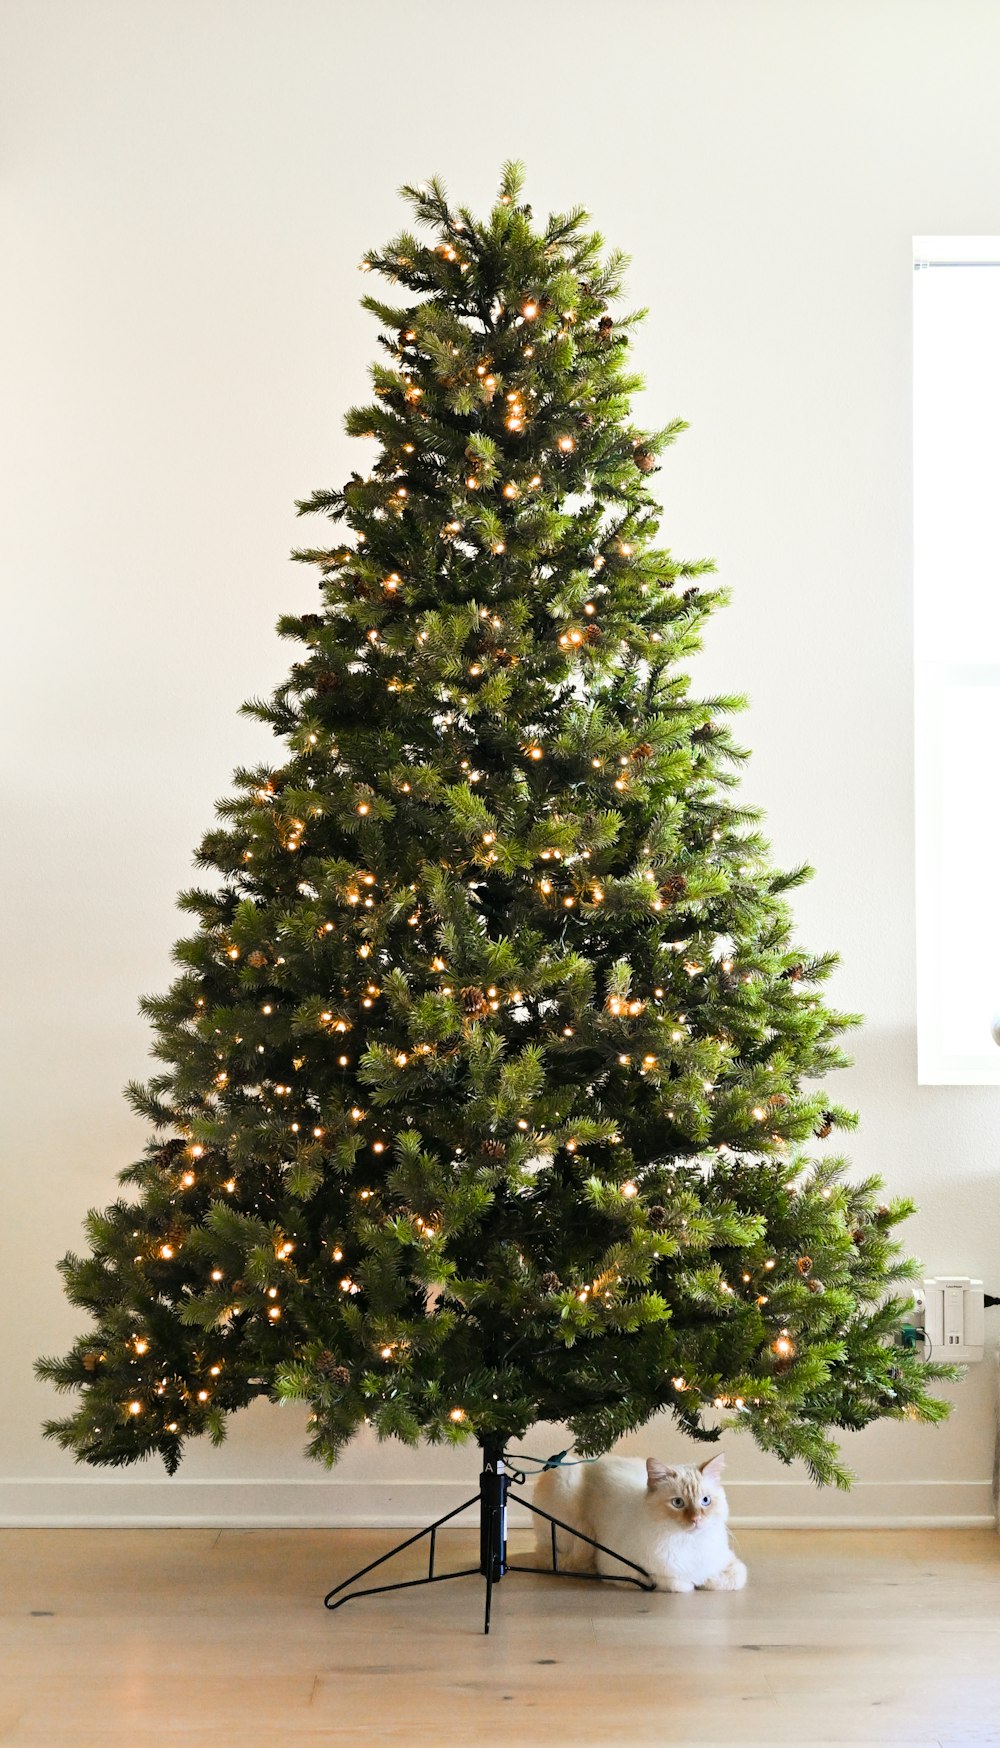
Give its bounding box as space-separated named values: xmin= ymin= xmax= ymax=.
xmin=700 ymin=1558 xmax=748 ymax=1592
xmin=656 ymin=1577 xmax=695 ymax=1592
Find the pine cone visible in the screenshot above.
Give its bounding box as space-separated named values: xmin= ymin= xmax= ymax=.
xmin=796 ymin=1256 xmax=813 ymax=1275
xmin=314 ymin=671 xmax=339 ymax=693
xmin=806 ymin=1279 xmax=825 ymax=1294
xmin=815 ymin=1112 xmax=834 ymax=1139
xmin=247 ymin=950 xmax=268 ymax=969
xmin=631 ymin=742 xmax=654 ymax=761
xmin=481 ymin=1139 xmax=506 ymax=1160
xmin=540 ymin=1271 xmax=562 ymax=1293
xmin=633 ymin=448 xmax=655 ymax=473
xmin=80 ymin=1350 xmax=103 ymax=1373
xmin=315 ymin=1352 xmax=350 ymax=1387
xmin=660 ymin=874 xmax=687 ymax=903
xmin=299 ymin=613 xmax=325 ymax=632
xmin=461 ymin=986 xmax=490 ymax=1018
xmin=156 ymin=1139 xmax=187 ymax=1166
xmin=597 ymin=315 xmax=614 ymax=341
xmin=647 ymin=1205 xmax=667 ymax=1230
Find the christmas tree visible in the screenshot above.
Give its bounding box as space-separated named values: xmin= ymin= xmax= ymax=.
xmin=39 ymin=164 xmax=949 ymax=1489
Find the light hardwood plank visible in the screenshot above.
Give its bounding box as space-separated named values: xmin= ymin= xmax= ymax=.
xmin=0 ymin=1526 xmax=998 ymax=1744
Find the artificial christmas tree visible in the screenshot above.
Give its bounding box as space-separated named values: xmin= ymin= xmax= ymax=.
xmin=39 ymin=167 xmax=949 ymax=1594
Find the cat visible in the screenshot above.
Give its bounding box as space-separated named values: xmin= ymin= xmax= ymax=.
xmin=532 ymin=1451 xmax=747 ymax=1593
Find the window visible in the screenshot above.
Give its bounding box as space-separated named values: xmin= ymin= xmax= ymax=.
xmin=914 ymin=237 xmax=1000 ymax=1083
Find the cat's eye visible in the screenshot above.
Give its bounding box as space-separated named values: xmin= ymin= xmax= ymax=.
xmin=670 ymin=1496 xmax=685 ymax=1508
xmin=701 ymin=1494 xmax=711 ymax=1506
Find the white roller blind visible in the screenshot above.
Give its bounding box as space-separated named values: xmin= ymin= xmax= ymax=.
xmin=914 ymin=238 xmax=1000 ymax=1083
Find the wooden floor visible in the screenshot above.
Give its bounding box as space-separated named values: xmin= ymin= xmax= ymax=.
xmin=1 ymin=1526 xmax=999 ymax=1745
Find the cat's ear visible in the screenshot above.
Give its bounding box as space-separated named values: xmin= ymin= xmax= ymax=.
xmin=699 ymin=1452 xmax=726 ymax=1481
xmin=646 ymin=1458 xmax=674 ymax=1489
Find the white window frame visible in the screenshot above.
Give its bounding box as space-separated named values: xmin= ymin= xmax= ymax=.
xmin=914 ymin=237 xmax=1000 ymax=1084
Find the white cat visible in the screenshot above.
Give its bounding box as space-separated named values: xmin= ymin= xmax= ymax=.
xmin=532 ymin=1451 xmax=747 ymax=1593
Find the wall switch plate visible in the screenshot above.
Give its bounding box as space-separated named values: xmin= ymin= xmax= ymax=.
xmin=923 ymin=1276 xmax=985 ymax=1362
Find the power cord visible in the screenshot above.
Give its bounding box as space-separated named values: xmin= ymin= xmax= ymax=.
xmin=503 ymin=1448 xmax=600 ymax=1475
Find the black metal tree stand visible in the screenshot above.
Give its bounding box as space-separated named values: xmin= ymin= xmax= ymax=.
xmin=323 ymin=1439 xmax=655 ymax=1634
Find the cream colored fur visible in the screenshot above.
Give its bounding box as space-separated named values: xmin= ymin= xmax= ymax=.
xmin=532 ymin=1451 xmax=747 ymax=1594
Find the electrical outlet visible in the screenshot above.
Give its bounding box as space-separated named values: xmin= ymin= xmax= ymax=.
xmin=923 ymin=1277 xmax=985 ymax=1362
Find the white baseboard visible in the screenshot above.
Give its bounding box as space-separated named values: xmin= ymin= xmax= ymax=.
xmin=0 ymin=1475 xmax=994 ymax=1529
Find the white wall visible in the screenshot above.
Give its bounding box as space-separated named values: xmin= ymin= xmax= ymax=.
xmin=4 ymin=0 xmax=999 ymax=1529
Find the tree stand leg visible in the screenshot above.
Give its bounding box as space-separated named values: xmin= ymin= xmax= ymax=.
xmin=324 ymin=1441 xmax=655 ymax=1634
